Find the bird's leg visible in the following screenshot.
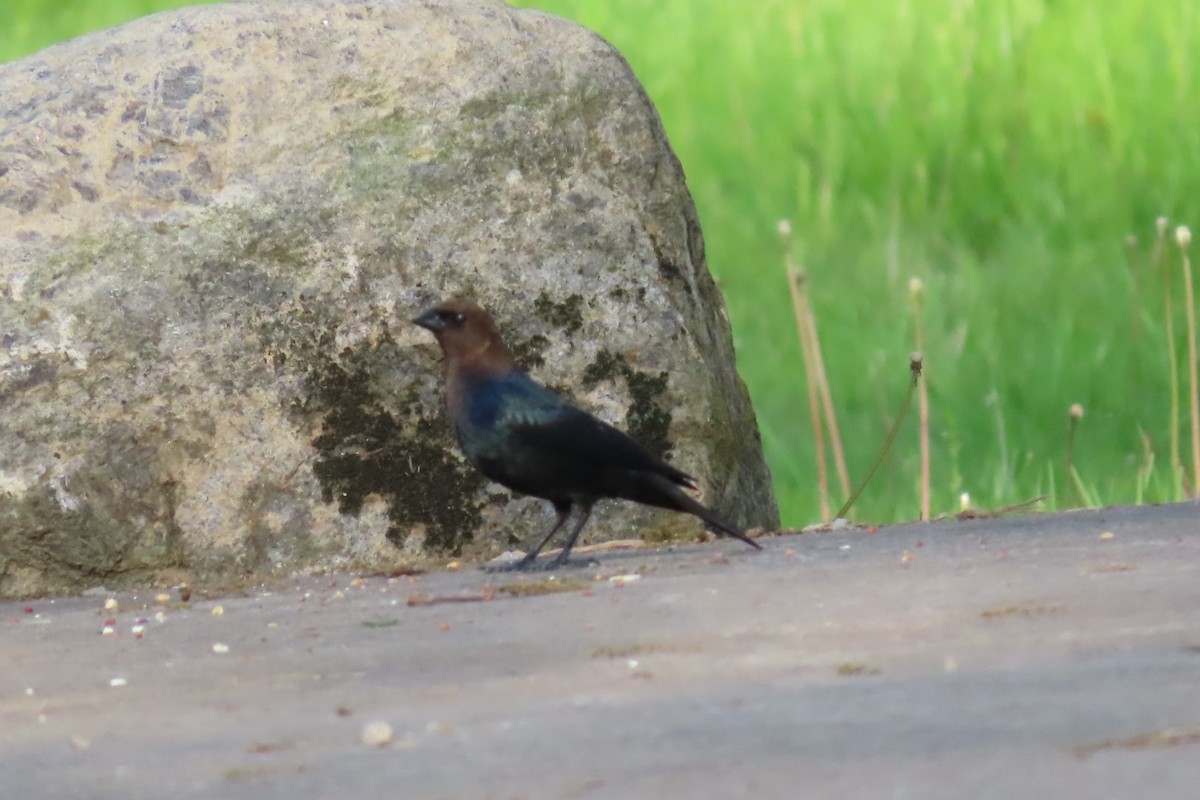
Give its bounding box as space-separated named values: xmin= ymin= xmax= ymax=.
xmin=544 ymin=503 xmax=593 ymax=569
xmin=484 ymin=505 xmax=570 ymax=573
xmin=518 ymin=505 xmax=573 ymax=567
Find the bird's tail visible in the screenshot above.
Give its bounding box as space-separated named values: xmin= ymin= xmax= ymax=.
xmin=626 ymin=473 xmax=762 ymax=550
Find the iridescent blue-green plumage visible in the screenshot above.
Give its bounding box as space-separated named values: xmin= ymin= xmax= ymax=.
xmin=414 ymin=298 xmax=760 ymax=570
xmin=454 ymin=370 xmax=694 ymax=503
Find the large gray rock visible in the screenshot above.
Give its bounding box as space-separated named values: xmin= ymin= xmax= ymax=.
xmin=0 ymin=0 xmax=778 ymax=597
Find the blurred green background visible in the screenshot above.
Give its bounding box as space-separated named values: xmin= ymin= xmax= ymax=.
xmin=5 ymin=0 xmax=1199 ymax=526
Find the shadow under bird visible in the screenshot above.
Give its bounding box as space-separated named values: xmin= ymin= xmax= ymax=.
xmin=413 ymin=297 xmax=761 ymax=570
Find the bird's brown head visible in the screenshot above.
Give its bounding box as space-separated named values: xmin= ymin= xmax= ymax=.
xmin=412 ymin=298 xmax=515 ymax=374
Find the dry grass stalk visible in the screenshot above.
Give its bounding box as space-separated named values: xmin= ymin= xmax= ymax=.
xmin=836 ymin=354 xmax=922 ymax=520
xmin=1153 ymin=216 xmax=1183 ymax=496
xmin=802 ymin=285 xmax=852 ymax=501
xmin=780 ymin=220 xmax=839 ymax=520
xmin=786 ymin=264 xmax=830 ymax=521
xmin=1175 ymin=225 xmax=1199 ymax=495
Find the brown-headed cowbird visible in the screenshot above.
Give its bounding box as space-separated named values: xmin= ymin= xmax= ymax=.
xmin=413 ymin=297 xmax=761 ymax=570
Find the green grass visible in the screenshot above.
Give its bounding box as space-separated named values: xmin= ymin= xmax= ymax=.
xmin=1 ymin=0 xmax=221 ymax=59
xmin=5 ymin=0 xmax=1199 ymax=526
xmin=524 ymin=0 xmax=1200 ymax=524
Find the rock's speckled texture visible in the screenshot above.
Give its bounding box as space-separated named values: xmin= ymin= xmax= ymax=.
xmin=0 ymin=0 xmax=777 ymax=596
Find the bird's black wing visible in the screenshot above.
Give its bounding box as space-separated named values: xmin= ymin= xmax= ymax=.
xmin=492 ymin=375 xmax=694 ymax=488
xmin=516 ymin=406 xmax=694 ymax=484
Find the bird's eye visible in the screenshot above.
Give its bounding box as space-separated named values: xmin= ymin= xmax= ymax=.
xmin=437 ymin=310 xmax=467 ymax=326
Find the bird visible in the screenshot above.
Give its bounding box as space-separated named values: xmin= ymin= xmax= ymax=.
xmin=412 ymin=297 xmax=761 ymax=570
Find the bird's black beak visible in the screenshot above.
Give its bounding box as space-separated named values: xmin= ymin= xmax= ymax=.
xmin=412 ymin=307 xmax=445 ymax=334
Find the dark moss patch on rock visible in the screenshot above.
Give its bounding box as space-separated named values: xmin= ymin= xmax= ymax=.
xmin=582 ymin=348 xmax=672 ymax=459
xmin=509 ymin=333 xmax=549 ymax=371
xmin=295 ymin=342 xmax=485 ymax=556
xmin=623 ymin=368 xmax=671 ymax=459
xmin=581 ymin=348 xmax=624 ymax=385
xmin=656 ymin=257 xmax=683 ymax=283
xmin=533 ymin=292 xmax=584 ymax=334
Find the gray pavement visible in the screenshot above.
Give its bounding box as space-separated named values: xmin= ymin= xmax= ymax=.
xmin=2 ymin=503 xmax=1199 ymax=799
